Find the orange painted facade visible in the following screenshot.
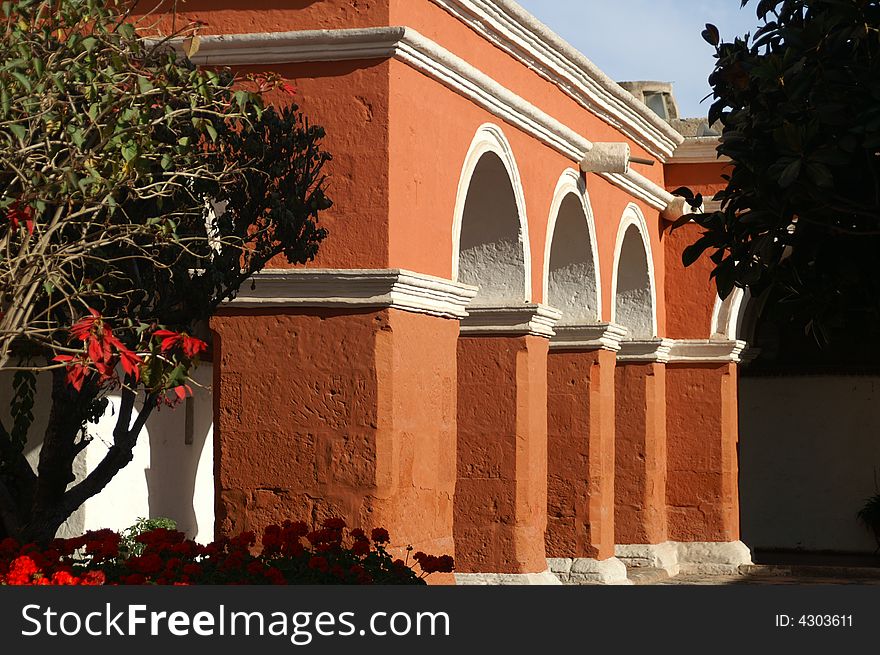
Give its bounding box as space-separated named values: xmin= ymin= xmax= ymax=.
xmin=145 ymin=0 xmax=752 ymax=581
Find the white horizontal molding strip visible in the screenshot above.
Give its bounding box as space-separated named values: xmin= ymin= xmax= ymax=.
xmin=187 ymin=27 xmax=404 ymax=64
xmin=191 ymin=26 xmax=592 ymax=162
xmin=550 ymin=322 xmax=628 ymax=352
xmin=599 ymin=170 xmax=675 ymax=212
xmin=460 ymin=303 xmax=562 ymax=338
xmin=227 ymin=268 xmax=478 ymax=319
xmin=617 ymin=338 xmax=674 ymax=363
xmin=431 ymin=0 xmax=684 ymax=160
xmin=667 ymin=339 xmax=747 ymax=363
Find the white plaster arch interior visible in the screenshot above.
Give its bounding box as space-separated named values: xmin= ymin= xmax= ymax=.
xmin=611 ymin=203 xmax=657 ymax=339
xmin=543 ymin=169 xmax=602 ymax=325
xmin=452 ymin=123 xmax=532 ymax=305
xmin=710 ymin=286 xmax=773 ymax=345
xmin=711 ymin=287 xmax=749 ymax=340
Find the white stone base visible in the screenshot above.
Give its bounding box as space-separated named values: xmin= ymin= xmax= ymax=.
xmin=615 ymin=541 xmax=753 ymax=576
xmin=454 ymin=569 xmax=562 ymax=585
xmin=677 ymin=540 xmax=753 ymax=575
xmin=615 ymin=542 xmax=681 ymax=576
xmin=547 ymin=557 xmax=632 ymax=585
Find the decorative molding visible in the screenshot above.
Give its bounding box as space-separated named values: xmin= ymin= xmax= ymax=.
xmin=550 ymin=323 xmax=627 ymax=352
xmin=226 ymin=268 xmax=478 ymax=319
xmin=599 ymin=169 xmax=674 ymax=212
xmin=616 ymin=339 xmax=674 ymax=363
xmin=667 ymin=339 xmax=748 ymax=363
xmin=669 ymin=137 xmax=729 ymax=164
xmin=459 ymin=303 xmax=562 ymax=338
xmin=184 ymin=27 xmax=680 ymax=213
xmin=430 ymin=0 xmax=684 ymax=160
xmin=186 ymin=27 xmax=403 ymax=65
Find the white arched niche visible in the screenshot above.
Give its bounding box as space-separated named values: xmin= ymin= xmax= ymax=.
xmin=452 ymin=124 xmax=531 ymax=305
xmin=543 ymin=169 xmax=601 ymax=325
xmin=611 ymin=204 xmax=657 ymax=339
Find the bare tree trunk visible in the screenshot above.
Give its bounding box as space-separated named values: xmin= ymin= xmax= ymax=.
xmin=0 ymin=369 xmax=157 ymax=544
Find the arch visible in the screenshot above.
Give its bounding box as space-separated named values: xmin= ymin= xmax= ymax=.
xmin=542 ymin=169 xmax=602 ymax=325
xmin=611 ymin=204 xmax=657 ymax=339
xmin=710 ymin=286 xmax=769 ymax=343
xmin=452 ymin=124 xmax=531 ymax=304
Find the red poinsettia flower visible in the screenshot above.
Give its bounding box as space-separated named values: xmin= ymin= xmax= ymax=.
xmin=5 ymin=202 xmax=34 ymax=235
xmin=54 ymin=309 xmax=144 ymax=389
xmin=152 ymin=330 xmax=208 ymax=359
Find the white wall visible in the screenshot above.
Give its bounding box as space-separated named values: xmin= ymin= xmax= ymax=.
xmin=739 ymin=375 xmax=880 ymax=554
xmin=0 ymin=365 xmax=214 ymax=542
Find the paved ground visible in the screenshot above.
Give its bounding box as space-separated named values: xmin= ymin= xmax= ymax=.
xmin=630 ymin=565 xmax=880 ymax=585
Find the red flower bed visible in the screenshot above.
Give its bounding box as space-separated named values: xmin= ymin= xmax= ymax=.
xmin=0 ymin=520 xmax=453 ymax=586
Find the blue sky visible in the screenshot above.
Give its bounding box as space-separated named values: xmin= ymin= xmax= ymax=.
xmin=515 ymin=0 xmax=761 ymax=118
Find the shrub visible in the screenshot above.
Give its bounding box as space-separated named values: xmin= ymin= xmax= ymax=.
xmin=0 ymin=518 xmax=453 ymax=585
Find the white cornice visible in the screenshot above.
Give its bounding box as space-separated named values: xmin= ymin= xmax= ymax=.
xmin=430 ymin=0 xmax=684 ymax=160
xmin=667 ymin=339 xmax=747 ymax=363
xmin=185 ymin=27 xmax=680 ymax=214
xmin=459 ymin=304 xmax=562 ymax=338
xmin=669 ymin=137 xmax=729 ymax=164
xmin=600 ymin=169 xmax=675 ymax=212
xmin=226 ymin=268 xmax=478 ymax=319
xmin=550 ymin=323 xmax=628 ymax=352
xmin=186 ymin=27 xmax=404 ymax=64
xmin=617 ymin=339 xmax=674 ymax=363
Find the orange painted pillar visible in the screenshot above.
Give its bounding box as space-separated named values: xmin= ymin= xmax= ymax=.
xmin=210 ymin=269 xmax=476 ymax=581
xmin=613 ymin=340 xmax=672 ymax=569
xmin=454 ymin=305 xmax=562 ymax=584
xmin=664 ymin=340 xmax=752 ymax=571
xmin=545 ymin=324 xmax=629 ymax=584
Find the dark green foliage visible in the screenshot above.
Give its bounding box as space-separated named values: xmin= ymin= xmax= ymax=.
xmin=681 ymin=0 xmax=880 ymax=349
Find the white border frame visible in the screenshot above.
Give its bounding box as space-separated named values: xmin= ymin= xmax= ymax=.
xmin=542 ymin=168 xmax=602 ymax=323
xmin=451 ymin=123 xmax=532 ymax=302
xmin=610 ymin=203 xmax=658 ymax=338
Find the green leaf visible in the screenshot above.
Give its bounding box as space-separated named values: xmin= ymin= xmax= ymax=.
xmin=778 ymin=158 xmax=802 ymax=188
xmin=121 ymin=142 xmax=137 ymax=162
xmin=137 ymin=75 xmax=153 ymax=94
xmin=10 ymin=71 xmax=32 ymax=91
xmin=8 ymin=123 xmax=26 ymax=142
xmin=682 ymin=236 xmax=714 ymax=267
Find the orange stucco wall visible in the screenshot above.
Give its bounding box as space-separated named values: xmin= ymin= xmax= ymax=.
xmin=546 ymin=349 xmax=616 ymax=561
xmin=663 ymin=160 xmax=732 ymax=338
xmin=241 ymin=60 xmax=392 ymax=270
xmin=614 ymin=362 xmax=668 ymax=545
xmin=133 ymin=0 xmax=391 ymax=35
xmin=666 ymin=363 xmax=739 ymax=542
xmin=210 ymin=308 xmax=459 ymax=562
xmin=455 ymin=335 xmax=549 ymax=574
xmin=663 ymin=222 xmax=716 ymax=339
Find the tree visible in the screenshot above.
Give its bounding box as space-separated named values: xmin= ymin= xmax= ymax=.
xmin=0 ymin=0 xmax=332 ymax=543
xmin=677 ymin=0 xmax=880 ymax=350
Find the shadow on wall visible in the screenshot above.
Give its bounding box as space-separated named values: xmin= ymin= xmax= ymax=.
xmin=0 ymin=365 xmax=214 ymax=542
xmin=739 ymin=374 xmax=880 ymax=555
